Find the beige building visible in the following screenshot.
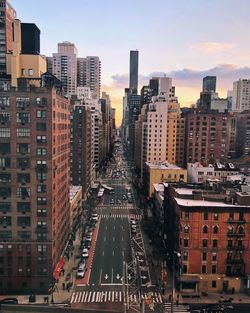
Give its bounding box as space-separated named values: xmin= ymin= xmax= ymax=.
xmin=146 ymin=161 xmax=187 ymax=196
xmin=6 ymin=19 xmax=46 ymax=87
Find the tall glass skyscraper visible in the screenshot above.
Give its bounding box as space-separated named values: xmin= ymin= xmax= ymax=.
xmin=203 ymin=76 xmax=216 ymax=92
xmin=129 ymin=50 xmax=139 ymax=94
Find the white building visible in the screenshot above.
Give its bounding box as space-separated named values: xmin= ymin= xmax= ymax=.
xmin=52 ymin=42 xmax=78 ymax=97
xmin=188 ymin=162 xmax=241 ymax=184
xmin=232 ymin=79 xmax=250 ymax=111
xmin=77 ymin=86 xmax=92 ymax=100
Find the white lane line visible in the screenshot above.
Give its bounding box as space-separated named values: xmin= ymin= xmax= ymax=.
xmin=102 ymin=250 xmax=105 ymax=256
xmin=112 ymin=291 xmax=115 ymax=302
xmin=122 ymin=250 xmax=124 ymax=257
xmin=99 ymin=268 xmax=102 ymax=284
xmin=108 ymin=291 xmax=111 ymax=301
xmin=104 ymin=291 xmax=107 ymax=302
xmin=74 ymin=292 xmax=80 ymax=303
xmin=91 ymin=291 xmax=96 ymax=302
xmin=114 ymin=225 xmax=116 ymax=230
xmin=113 ymin=236 xmax=115 ymax=242
xmin=121 ymin=236 xmax=123 ymax=241
xmin=80 ymin=291 xmax=86 ymax=302
xmin=87 ymin=291 xmax=92 ymax=302
xmin=105 ymin=226 xmax=107 ymax=230
xmin=104 ymin=236 xmax=106 ymax=242
xmin=119 ymin=291 xmax=122 ymax=302
xmin=83 ymin=291 xmax=88 ymax=302
xmin=97 ymin=291 xmax=101 ymax=302
xmin=112 ymin=250 xmax=114 ymax=256
xmin=70 ymin=292 xmax=75 ymax=303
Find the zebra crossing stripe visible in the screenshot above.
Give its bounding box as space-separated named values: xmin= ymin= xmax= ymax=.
xmin=108 ymin=291 xmax=111 ymax=301
xmin=104 ymin=291 xmax=107 ymax=302
xmin=80 ymin=291 xmax=85 ymax=302
xmin=70 ymin=292 xmax=75 ymax=303
xmin=87 ymin=291 xmax=92 ymax=302
xmin=119 ymin=291 xmax=122 ymax=302
xmin=84 ymin=291 xmax=88 ymax=302
xmin=91 ymin=291 xmax=96 ymax=302
xmin=112 ymin=291 xmax=115 ymax=302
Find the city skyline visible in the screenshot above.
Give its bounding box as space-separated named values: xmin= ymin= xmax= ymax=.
xmin=12 ymin=0 xmax=250 ymax=126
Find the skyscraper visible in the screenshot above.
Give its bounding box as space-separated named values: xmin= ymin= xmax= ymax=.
xmin=232 ymin=79 xmax=250 ymax=111
xmin=52 ymin=42 xmax=78 ymax=97
xmin=203 ymin=76 xmax=216 ymax=92
xmin=129 ymin=50 xmax=139 ymax=94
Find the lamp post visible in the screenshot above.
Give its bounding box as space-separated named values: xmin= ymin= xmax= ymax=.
xmin=171 ymin=251 xmax=181 ymax=313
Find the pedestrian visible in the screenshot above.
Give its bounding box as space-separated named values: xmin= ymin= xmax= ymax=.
xmin=62 ymin=268 xmax=65 ymax=276
xmin=62 ymin=282 xmax=65 ymax=290
xmin=168 ymin=294 xmax=171 ymax=302
xmin=176 ymin=294 xmax=179 ymax=305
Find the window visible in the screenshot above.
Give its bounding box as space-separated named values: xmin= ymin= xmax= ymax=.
xmin=213 ymin=239 xmax=218 ymax=248
xmin=203 ymin=225 xmax=208 ymax=233
xmin=202 ymin=265 xmax=206 ymax=274
xmin=0 ymin=143 xmax=10 ymax=154
xmin=37 ymin=245 xmax=47 ymax=253
xmin=184 ymin=225 xmax=189 ymax=233
xmin=202 ymin=252 xmax=207 ymax=261
xmin=184 ymin=239 xmax=189 ymax=247
xmin=21 ymin=68 xmax=25 ymax=76
xmin=0 ymin=187 xmax=11 ymax=197
xmin=0 ymin=157 xmax=10 ymax=168
xmin=0 ymin=216 xmax=11 ymax=226
xmin=0 ymin=96 xmax=10 ymax=107
xmin=212 ymin=281 xmax=217 ymax=288
xmin=0 ymin=231 xmax=11 ymax=239
xmin=17 ymin=231 xmax=31 ymax=240
xmin=37 ymin=185 xmax=46 ymax=193
xmin=0 ymin=128 xmax=10 ymax=137
xmin=0 ymin=112 xmax=10 ymax=123
xmin=16 ymin=97 xmax=30 ymax=109
xmin=17 ymin=216 xmax=30 ymax=227
xmin=212 ymin=252 xmax=217 ymax=261
xmin=17 ymin=158 xmax=29 ymax=169
xmin=17 ymin=143 xmax=30 ymax=154
xmin=0 ymin=202 xmax=11 ymax=212
xmin=36 ymin=110 xmax=46 ymax=118
xmin=36 ymin=135 xmax=47 ymax=144
xmin=202 ymin=239 xmax=208 ymax=247
xmin=17 ymin=173 xmax=30 ymax=183
xmin=213 ymin=226 xmax=219 ymax=234
xmin=37 ymin=197 xmax=47 ymax=205
xmin=212 ymin=265 xmax=217 ymax=274
xmin=17 ymin=128 xmax=30 ymax=137
xmin=16 ymin=113 xmax=30 ymax=123
xmin=228 ymin=240 xmax=233 ymax=248
xmin=184 ymin=211 xmax=189 ymax=220
xmin=182 ymin=265 xmax=187 ymax=274
xmin=36 ymin=148 xmax=47 ymax=156
xmin=214 ymin=213 xmax=218 ymax=220
xmin=36 ymin=123 xmax=46 ymax=131
xmin=17 ymin=187 xmax=30 ymax=198
xmin=37 ymin=172 xmax=47 ymax=181
xmin=229 ymin=212 xmax=234 ymax=221
xmin=0 ymin=173 xmax=11 ymax=183
xmin=28 ymin=69 xmax=33 ymax=76
xmin=204 ymin=212 xmax=208 ymax=220
xmin=17 ymin=202 xmax=31 ymax=213
xmin=183 ymin=251 xmax=188 ymax=261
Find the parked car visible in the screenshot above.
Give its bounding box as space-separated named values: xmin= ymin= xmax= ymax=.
xmin=117 ymin=199 xmax=121 ymax=205
xmin=76 ymin=263 xmax=86 ymax=278
xmin=91 ymin=214 xmax=98 ymax=221
xmin=82 ymin=248 xmax=89 ymax=258
xmin=0 ymin=298 xmax=18 ymax=306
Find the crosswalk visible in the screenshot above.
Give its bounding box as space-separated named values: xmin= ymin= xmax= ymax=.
xmin=70 ymin=291 xmax=162 ymax=304
xmin=163 ymin=302 xmax=190 ymax=313
xmin=100 ymin=213 xmax=142 ymax=220
xmin=98 ymin=205 xmax=135 ymax=209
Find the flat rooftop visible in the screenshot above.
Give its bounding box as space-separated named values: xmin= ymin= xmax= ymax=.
xmin=175 ymin=197 xmax=250 ymax=208
xmin=146 ymin=162 xmax=183 ymax=170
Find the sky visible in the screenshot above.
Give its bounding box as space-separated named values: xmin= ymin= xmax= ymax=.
xmin=12 ymin=0 xmax=250 ymax=126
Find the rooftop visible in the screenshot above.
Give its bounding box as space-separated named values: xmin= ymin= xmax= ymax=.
xmin=146 ymin=161 xmax=183 ymax=170
xmin=175 ymin=197 xmax=250 ymax=208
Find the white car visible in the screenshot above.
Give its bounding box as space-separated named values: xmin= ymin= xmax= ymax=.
xmin=76 ymin=263 xmax=86 ymax=278
xmin=91 ymin=214 xmax=98 ymax=221
xmin=82 ymin=248 xmax=89 ymax=258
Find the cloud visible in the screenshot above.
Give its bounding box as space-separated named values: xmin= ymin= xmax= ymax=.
xmin=191 ymin=41 xmax=235 ymax=54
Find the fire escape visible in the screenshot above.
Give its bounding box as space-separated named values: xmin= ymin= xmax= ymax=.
xmin=226 ymin=217 xmax=246 ymax=276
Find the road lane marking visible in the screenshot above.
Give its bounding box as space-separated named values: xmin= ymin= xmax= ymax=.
xmin=102 ymin=250 xmax=105 ymax=256
xmin=80 ymin=291 xmax=85 ymax=302
xmin=112 ymin=250 xmax=114 ymax=256
xmin=104 ymin=236 xmax=106 ymax=242
xmin=96 ymin=291 xmax=100 ymax=302
xmin=111 ymin=268 xmax=113 ymax=283
xmin=113 ymin=236 xmax=115 ymax=242
xmin=112 ymin=291 xmax=115 ymax=302
xmin=99 ymin=268 xmax=102 ymax=284
xmin=104 ymin=291 xmax=107 ymax=302
xmin=70 ymin=292 xmax=75 ymax=303
xmin=87 ymin=291 xmax=92 ymax=302
xmin=122 ymin=250 xmax=124 ymax=257
xmin=121 ymin=236 xmax=123 ymax=241
xmin=108 ymin=291 xmax=111 ymax=301
xmin=114 ymin=225 xmax=116 ymax=230
xmin=91 ymin=291 xmax=96 ymax=302
xmin=84 ymin=291 xmax=88 ymax=302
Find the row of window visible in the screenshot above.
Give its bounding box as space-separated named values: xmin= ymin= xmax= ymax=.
xmin=182 ymin=211 xmax=245 ymax=221
xmin=181 ymin=238 xmax=244 ymax=248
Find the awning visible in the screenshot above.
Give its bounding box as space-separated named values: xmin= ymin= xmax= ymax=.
xmin=53 ymin=257 xmax=65 ymax=280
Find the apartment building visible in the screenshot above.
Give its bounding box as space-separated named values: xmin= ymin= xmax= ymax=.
xmin=0 ymin=80 xmax=70 ymax=293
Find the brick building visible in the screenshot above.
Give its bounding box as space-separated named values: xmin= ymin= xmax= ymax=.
xmin=0 ymin=80 xmax=70 ymax=293
xmin=164 ymin=184 xmax=250 ymax=294
xmin=185 ymin=109 xmax=237 ymax=166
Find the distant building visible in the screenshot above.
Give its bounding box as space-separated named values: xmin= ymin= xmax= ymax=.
xmin=146 ymin=162 xmax=187 ymax=196
xmin=129 ymin=50 xmax=138 ymax=94
xmin=203 ymin=76 xmax=216 ymax=92
xmin=21 ymin=23 xmax=40 ymax=55
xmin=232 ymin=79 xmax=250 ymax=111
xmin=199 ymin=76 xmax=217 ymax=109
xmin=69 ymin=186 xmax=82 ymax=232
xmin=52 ymin=42 xmax=78 ymax=97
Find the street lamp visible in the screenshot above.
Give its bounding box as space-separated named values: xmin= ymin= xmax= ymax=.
xmin=171 ymin=251 xmax=181 ymax=313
